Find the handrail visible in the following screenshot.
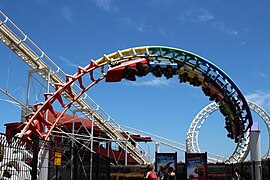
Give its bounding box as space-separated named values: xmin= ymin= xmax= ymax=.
xmin=0 ymin=10 xmax=152 ymax=164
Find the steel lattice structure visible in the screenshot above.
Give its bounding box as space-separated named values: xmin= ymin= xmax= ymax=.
xmin=14 ymin=44 xmax=252 ymax=167
xmin=0 ymin=10 xmax=152 ymax=165
xmin=187 ymin=100 xmax=270 ymax=163
xmin=0 ymin=9 xmax=255 ymax=179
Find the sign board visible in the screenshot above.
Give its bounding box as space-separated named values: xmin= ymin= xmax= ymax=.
xmin=185 ymin=152 xmax=207 ymax=180
xmin=155 ymin=152 xmax=177 ymax=179
xmin=54 ymin=152 xmax=62 ymax=166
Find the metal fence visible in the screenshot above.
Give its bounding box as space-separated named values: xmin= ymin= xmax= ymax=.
xmin=0 ymin=133 xmax=34 ymax=179
xmin=47 ymin=146 xmax=111 ymax=180
xmin=1 ymin=132 xmax=269 ymax=180
xmin=0 ymin=133 xmax=111 ymax=180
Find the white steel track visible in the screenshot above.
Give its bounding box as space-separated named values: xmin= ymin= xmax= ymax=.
xmin=0 ymin=10 xmax=152 ymax=165
xmin=187 ymin=100 xmax=270 ymax=163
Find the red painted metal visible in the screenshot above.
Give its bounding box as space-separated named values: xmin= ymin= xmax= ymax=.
xmin=105 ymin=58 xmax=149 ymax=82
xmin=18 ymin=60 xmax=101 ymax=142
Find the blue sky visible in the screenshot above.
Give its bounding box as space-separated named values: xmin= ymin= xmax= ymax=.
xmin=1 ymin=0 xmax=270 ymax=161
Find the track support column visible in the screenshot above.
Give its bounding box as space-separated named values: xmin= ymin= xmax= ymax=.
xmin=250 ymin=122 xmax=262 ymax=180
xmin=90 ymin=109 xmax=95 ymax=180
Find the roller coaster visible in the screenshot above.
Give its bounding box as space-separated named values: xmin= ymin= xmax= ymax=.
xmin=0 ymin=10 xmax=269 ymax=179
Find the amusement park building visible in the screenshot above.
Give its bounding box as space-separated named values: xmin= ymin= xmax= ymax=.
xmin=4 ymin=112 xmax=152 ymax=165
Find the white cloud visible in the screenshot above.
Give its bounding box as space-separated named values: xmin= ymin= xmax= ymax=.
xmin=252 ymin=70 xmax=266 ymax=78
xmin=157 ymin=27 xmax=174 ymax=38
xmin=60 ymin=6 xmax=73 ymax=22
xmin=196 ymin=8 xmax=215 ymax=22
xmin=129 ymin=78 xmax=171 ymax=87
xmin=246 ymin=91 xmax=270 ymax=110
xmin=179 ymin=8 xmax=214 ymax=23
xmin=136 ymin=22 xmax=145 ymax=32
xmin=240 ymin=42 xmax=247 ymax=46
xmin=212 ymin=20 xmax=238 ymax=36
xmin=91 ymin=0 xmax=119 ymax=12
xmin=179 ymin=8 xmax=238 ymax=36
xmin=118 ymin=17 xmax=148 ymax=33
xmin=58 ymin=56 xmax=78 ymax=68
xmin=118 ymin=17 xmax=132 ymax=25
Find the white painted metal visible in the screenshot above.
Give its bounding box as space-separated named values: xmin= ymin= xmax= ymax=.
xmin=187 ymin=100 xmax=270 ymax=163
xmin=122 ymin=125 xmax=226 ymax=162
xmin=0 ymin=11 xmax=152 ymax=164
xmin=250 ymin=127 xmax=262 ymax=180
xmin=248 ymin=101 xmax=270 ymax=159
xmin=2 ymin=9 xmax=270 ymax=167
